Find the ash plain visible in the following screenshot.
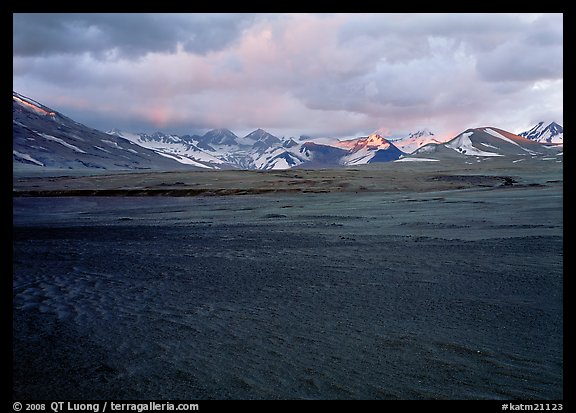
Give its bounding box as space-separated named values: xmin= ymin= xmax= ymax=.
xmin=13 ymin=161 xmax=563 ymax=399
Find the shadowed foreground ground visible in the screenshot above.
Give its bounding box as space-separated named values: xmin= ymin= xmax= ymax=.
xmin=13 ymin=161 xmax=563 ymax=399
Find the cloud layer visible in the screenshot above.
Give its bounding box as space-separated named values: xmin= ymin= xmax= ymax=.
xmin=13 ymin=13 xmax=563 ymax=139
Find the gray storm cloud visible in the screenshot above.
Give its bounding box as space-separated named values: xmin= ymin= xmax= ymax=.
xmin=12 ymin=13 xmax=563 ymax=139
xmin=13 ymin=13 xmax=258 ymax=58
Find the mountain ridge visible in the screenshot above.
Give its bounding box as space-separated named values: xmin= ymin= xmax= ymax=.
xmin=13 ymin=92 xmax=563 ymax=171
xmin=411 ymin=126 xmax=561 ymax=164
xmin=13 ymin=92 xmax=191 ymax=171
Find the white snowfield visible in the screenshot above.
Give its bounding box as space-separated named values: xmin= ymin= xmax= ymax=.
xmin=445 ymin=132 xmax=502 ymax=157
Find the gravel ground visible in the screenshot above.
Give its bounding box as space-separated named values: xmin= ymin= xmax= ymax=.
xmin=13 ymin=168 xmax=563 ymax=399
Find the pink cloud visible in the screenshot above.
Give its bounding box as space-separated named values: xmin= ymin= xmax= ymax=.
xmin=13 ymin=13 xmax=563 ymax=139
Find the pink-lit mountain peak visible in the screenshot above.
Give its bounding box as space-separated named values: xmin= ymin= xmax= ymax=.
xmin=336 ymin=133 xmax=392 ymax=152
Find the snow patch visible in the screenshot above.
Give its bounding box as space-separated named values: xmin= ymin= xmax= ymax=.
xmin=394 ymin=157 xmax=439 ymax=162
xmin=483 ymin=128 xmax=520 ymax=146
xmin=445 ymin=132 xmax=502 ymax=157
xmin=483 ymin=129 xmax=539 ymax=155
xmin=41 ymin=134 xmax=86 ymax=153
xmin=270 ymin=158 xmax=291 ymax=170
xmin=392 ymin=130 xmax=447 ymax=154
xmin=479 ymin=142 xmax=500 ymax=150
xmin=94 ymin=146 xmax=111 ymax=154
xmin=13 ymin=150 xmax=44 ymax=166
xmin=101 ymin=139 xmax=121 ymax=148
xmin=343 ymin=148 xmax=376 ymax=165
xmin=157 ymin=152 xmax=212 ymax=168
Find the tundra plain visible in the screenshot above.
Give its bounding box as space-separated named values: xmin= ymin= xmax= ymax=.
xmin=13 ymin=159 xmax=563 ymax=399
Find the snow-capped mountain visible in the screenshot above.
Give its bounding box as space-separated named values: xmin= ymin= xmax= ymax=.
xmin=410 ymin=126 xmax=562 ymax=163
xmin=14 ymin=91 xmax=563 ymax=172
xmin=107 ymin=129 xmax=225 ymax=169
xmin=243 ymin=128 xmax=282 ymax=147
xmin=109 ymin=128 xmax=404 ymax=170
xmin=298 ymin=142 xmax=349 ymax=167
xmin=110 ymin=128 xmax=302 ymax=170
xmin=252 ymin=143 xmax=309 ymax=170
xmin=13 ymin=92 xmax=188 ymax=171
xmin=519 ymin=122 xmax=563 ymax=145
xmin=335 ymin=133 xmax=404 ymax=165
xmin=199 ymin=128 xmax=239 ymax=146
xmin=391 ymin=129 xmax=448 ymax=154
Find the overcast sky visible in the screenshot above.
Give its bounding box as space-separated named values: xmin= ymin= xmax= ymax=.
xmin=13 ymin=13 xmax=563 ymax=140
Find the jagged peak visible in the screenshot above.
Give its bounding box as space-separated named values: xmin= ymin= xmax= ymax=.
xmin=519 ymin=121 xmax=563 ymax=144
xmin=407 ymin=128 xmax=434 ymax=138
xmin=245 ymin=128 xmax=278 ymax=140
xmin=205 ymin=127 xmax=235 ymax=135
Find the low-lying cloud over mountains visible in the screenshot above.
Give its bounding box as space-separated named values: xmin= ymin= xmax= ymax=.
xmin=13 ymin=13 xmax=563 ymax=139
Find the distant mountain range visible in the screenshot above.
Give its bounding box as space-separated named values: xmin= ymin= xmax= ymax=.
xmin=108 ymin=127 xmax=412 ymax=170
xmin=13 ymin=91 xmax=563 ymax=171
